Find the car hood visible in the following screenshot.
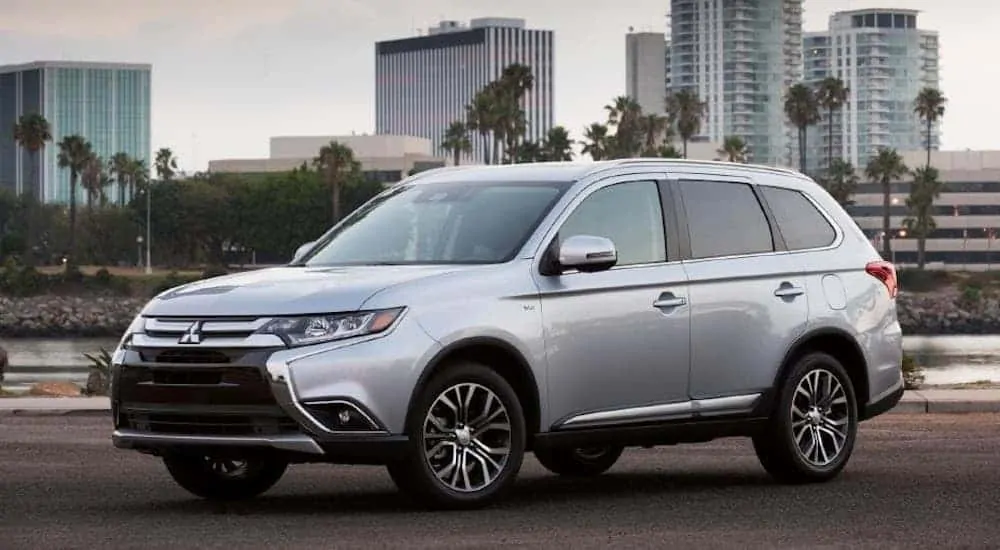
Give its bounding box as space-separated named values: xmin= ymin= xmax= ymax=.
xmin=142 ymin=265 xmax=464 ymax=317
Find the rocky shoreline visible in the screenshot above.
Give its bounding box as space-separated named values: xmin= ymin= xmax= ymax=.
xmin=1 ymin=290 xmax=1000 ymax=337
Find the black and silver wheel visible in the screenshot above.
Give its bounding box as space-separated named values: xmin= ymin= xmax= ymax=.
xmin=387 ymin=362 xmax=526 ymax=509
xmin=534 ymin=445 xmax=624 ymax=477
xmin=162 ymin=454 xmax=288 ymax=501
xmin=753 ymin=351 xmax=858 ymax=484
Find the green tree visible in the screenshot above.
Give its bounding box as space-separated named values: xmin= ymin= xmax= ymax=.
xmin=668 ymin=89 xmax=706 ymax=158
xmin=108 ymin=152 xmax=132 ymax=206
xmin=815 ymin=77 xmax=850 ymax=173
xmin=313 ymin=141 xmax=360 ymax=222
xmin=821 ymin=158 xmax=860 ymax=206
xmin=865 ymin=148 xmax=909 ymax=260
xmin=718 ymin=136 xmax=749 ymax=163
xmin=12 ymin=112 xmax=52 ymax=264
xmin=784 ymin=83 xmax=821 ymax=174
xmin=441 ymin=121 xmax=472 ymax=166
xmin=80 ymin=153 xmax=107 ymax=210
xmin=493 ymin=64 xmax=535 ymax=163
xmin=465 ymin=88 xmax=499 ymax=164
xmin=914 ymin=87 xmax=946 ymax=169
xmin=603 ymin=95 xmax=644 ymax=158
xmin=56 ymin=134 xmax=94 ymax=268
xmin=541 ymin=125 xmax=574 ymax=161
xmin=581 ymin=123 xmax=609 ymax=161
xmin=904 ymin=166 xmax=943 ymax=269
xmin=154 ymin=147 xmax=178 ymax=181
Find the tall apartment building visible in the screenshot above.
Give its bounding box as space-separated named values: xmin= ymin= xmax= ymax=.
xmin=668 ymin=0 xmax=803 ymax=167
xmin=626 ymin=31 xmax=668 ymax=115
xmin=375 ymin=18 xmax=554 ymax=165
xmin=0 ymin=61 xmax=151 ymax=204
xmin=803 ymin=9 xmax=940 ymax=175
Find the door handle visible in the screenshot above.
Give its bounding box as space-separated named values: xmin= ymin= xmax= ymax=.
xmin=653 ymin=294 xmax=687 ymax=309
xmin=774 ymin=285 xmax=805 ymax=298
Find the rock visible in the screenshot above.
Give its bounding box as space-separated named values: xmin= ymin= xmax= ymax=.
xmin=85 ymin=369 xmax=108 ymax=396
xmin=0 ymin=294 xmax=145 ymax=338
xmin=27 ymin=381 xmax=82 ymax=397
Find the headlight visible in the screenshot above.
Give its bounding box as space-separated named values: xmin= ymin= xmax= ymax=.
xmin=255 ymin=308 xmax=405 ymax=347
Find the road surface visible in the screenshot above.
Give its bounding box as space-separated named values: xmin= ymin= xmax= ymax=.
xmin=1 ymin=414 xmax=998 ymax=548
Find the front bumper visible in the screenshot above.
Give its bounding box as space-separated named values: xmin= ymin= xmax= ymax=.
xmin=110 ymin=315 xmax=436 ymax=462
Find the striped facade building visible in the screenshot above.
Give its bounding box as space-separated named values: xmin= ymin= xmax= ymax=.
xmin=848 ymin=150 xmax=1000 ymax=270
xmin=375 ymin=18 xmax=554 ymax=165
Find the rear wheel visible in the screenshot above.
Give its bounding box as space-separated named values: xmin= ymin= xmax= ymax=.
xmin=534 ymin=445 xmax=624 ymax=477
xmin=162 ymin=454 xmax=288 ymax=500
xmin=752 ymin=351 xmax=858 ymax=484
xmin=387 ymin=362 xmax=526 ymax=510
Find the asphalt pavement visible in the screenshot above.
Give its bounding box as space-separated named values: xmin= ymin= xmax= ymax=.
xmin=1 ymin=414 xmax=999 ymax=549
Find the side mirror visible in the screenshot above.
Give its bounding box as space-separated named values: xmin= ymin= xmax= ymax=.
xmin=291 ymin=240 xmax=316 ymax=263
xmin=557 ymin=235 xmax=617 ymax=273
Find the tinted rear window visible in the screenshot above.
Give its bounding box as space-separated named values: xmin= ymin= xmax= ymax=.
xmin=759 ymin=186 xmax=837 ymax=250
xmin=678 ymin=180 xmax=774 ymax=259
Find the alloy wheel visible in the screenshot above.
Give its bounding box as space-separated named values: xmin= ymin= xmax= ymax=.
xmin=790 ymin=368 xmax=851 ymax=467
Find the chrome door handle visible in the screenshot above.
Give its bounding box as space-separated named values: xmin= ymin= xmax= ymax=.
xmin=774 ymin=286 xmax=805 ymax=298
xmin=653 ymin=297 xmax=687 ymax=308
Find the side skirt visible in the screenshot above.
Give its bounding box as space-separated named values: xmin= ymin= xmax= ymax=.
xmin=532 ymin=417 xmax=769 ymax=451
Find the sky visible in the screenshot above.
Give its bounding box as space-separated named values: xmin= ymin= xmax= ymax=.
xmin=0 ymin=0 xmax=995 ymax=172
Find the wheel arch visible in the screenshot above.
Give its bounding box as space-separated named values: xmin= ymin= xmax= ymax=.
xmin=404 ymin=336 xmax=542 ymax=447
xmin=764 ymin=327 xmax=871 ymax=417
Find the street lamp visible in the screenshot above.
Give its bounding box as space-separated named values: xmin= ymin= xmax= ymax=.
xmin=145 ymin=183 xmax=152 ymax=274
xmin=136 ymin=235 xmax=143 ymax=269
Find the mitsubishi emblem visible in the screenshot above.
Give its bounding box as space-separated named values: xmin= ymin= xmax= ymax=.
xmin=178 ymin=321 xmax=203 ymax=344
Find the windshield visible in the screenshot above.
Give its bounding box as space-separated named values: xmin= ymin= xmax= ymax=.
xmin=297 ymin=180 xmax=572 ymax=266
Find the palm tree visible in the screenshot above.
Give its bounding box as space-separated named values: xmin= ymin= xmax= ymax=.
xmin=81 ymin=153 xmax=106 ymax=210
xmin=154 ymin=147 xmax=178 ymax=181
xmin=904 ymin=166 xmax=943 ymax=269
xmin=542 ymin=126 xmax=574 ymax=161
xmin=604 ymin=96 xmax=643 ymax=158
xmin=108 ymin=152 xmax=132 ymax=205
xmin=668 ymin=89 xmax=706 ymax=158
xmin=313 ymin=141 xmax=360 ymax=222
xmin=465 ymin=89 xmax=499 ymax=164
xmin=493 ymin=64 xmax=535 ymax=163
xmin=784 ymin=83 xmax=821 ymax=174
xmin=582 ymin=123 xmax=609 ymax=161
xmin=718 ymin=136 xmax=749 ymax=163
xmin=816 ymin=77 xmax=850 ymax=173
xmin=12 ymin=112 xmax=52 ymax=265
xmin=639 ymin=113 xmax=670 ymax=157
xmin=865 ymin=148 xmax=909 ymax=260
xmin=56 ymin=135 xmax=94 ymax=268
xmin=821 ymin=158 xmax=860 ymax=206
xmin=914 ymin=87 xmax=946 ymax=168
xmin=441 ymin=121 xmax=472 ymax=166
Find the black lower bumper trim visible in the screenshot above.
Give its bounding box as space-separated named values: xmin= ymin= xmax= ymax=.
xmin=861 ymin=384 xmax=905 ymax=421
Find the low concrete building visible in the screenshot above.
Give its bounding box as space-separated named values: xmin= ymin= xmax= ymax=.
xmin=847 ymin=150 xmax=1000 ymax=270
xmin=208 ymin=134 xmax=447 ymax=185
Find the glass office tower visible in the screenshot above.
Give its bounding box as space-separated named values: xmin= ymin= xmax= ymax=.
xmin=0 ymin=61 xmax=151 ymax=204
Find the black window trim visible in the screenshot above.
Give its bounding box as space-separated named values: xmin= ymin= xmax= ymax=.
xmin=667 ymin=176 xmax=785 ymax=262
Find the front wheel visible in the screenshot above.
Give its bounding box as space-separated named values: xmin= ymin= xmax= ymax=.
xmin=387 ymin=362 xmax=526 ymax=510
xmin=752 ymin=351 xmax=858 ymax=484
xmin=534 ymin=446 xmax=624 ymax=477
xmin=162 ymin=454 xmax=288 ymax=501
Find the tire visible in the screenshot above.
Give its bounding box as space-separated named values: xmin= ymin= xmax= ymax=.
xmin=162 ymin=454 xmax=288 ymax=501
xmin=752 ymin=351 xmax=858 ymax=484
xmin=534 ymin=445 xmax=624 ymax=477
xmin=387 ymin=361 xmax=527 ymax=510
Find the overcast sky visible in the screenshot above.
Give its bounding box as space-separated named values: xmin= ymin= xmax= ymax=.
xmin=1 ymin=0 xmax=994 ymax=171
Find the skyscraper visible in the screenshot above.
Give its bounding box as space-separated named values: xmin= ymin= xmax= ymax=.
xmin=0 ymin=61 xmax=151 ymax=205
xmin=668 ymin=0 xmax=803 ymax=167
xmin=625 ymin=31 xmax=668 ymax=116
xmin=803 ymin=9 xmax=940 ymax=175
xmin=375 ymin=18 xmax=554 ymax=164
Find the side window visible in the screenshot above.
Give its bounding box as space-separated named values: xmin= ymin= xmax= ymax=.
xmin=559 ymin=180 xmax=667 ymax=266
xmin=678 ymin=180 xmax=774 ymax=259
xmin=759 ymin=186 xmax=837 ymax=250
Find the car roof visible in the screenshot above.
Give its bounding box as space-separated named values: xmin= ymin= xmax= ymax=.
xmin=404 ymin=159 xmax=808 ymax=186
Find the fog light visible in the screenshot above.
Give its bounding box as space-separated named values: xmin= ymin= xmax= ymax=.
xmin=302 ymin=401 xmax=381 ymax=432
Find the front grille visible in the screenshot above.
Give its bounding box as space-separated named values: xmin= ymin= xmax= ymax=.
xmin=120 ymin=409 xmax=299 ymax=436
xmin=117 ymin=365 xmax=277 ymax=406
xmin=142 ymin=349 xmax=233 ymax=364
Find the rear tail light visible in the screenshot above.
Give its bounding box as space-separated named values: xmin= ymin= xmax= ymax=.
xmin=865 ymin=260 xmax=898 ymax=298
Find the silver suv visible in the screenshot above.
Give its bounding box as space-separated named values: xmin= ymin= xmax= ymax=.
xmin=110 ymin=159 xmax=904 ymax=509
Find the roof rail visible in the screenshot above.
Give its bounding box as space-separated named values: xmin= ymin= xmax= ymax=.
xmin=610 ymin=158 xmax=805 ymax=177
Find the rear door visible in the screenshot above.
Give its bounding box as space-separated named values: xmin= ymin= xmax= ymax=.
xmin=670 ymin=174 xmax=810 ymax=400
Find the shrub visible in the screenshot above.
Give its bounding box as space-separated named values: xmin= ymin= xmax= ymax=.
xmin=896 ymin=269 xmax=952 ymax=292
xmin=201 ymin=265 xmax=229 ymax=279
xmin=902 ymin=353 xmax=925 ymax=390
xmin=82 ymin=347 xmax=113 ymax=396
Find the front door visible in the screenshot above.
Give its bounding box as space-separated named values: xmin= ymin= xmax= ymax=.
xmin=533 ymin=175 xmax=692 ymax=429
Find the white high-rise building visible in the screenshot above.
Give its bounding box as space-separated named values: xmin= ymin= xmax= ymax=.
xmin=668 ymin=0 xmax=803 ymax=167
xmin=803 ymin=9 xmax=940 ymax=175
xmin=375 ymin=18 xmax=554 ymax=165
xmin=625 ymin=31 xmax=668 ymax=115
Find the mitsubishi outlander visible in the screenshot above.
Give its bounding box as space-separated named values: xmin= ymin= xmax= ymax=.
xmin=109 ymin=159 xmax=904 ymax=509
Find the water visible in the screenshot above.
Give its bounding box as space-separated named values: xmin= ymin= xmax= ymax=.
xmin=2 ymin=335 xmax=1000 ymax=391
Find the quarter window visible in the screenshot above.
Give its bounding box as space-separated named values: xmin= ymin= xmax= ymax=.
xmin=678 ymin=180 xmax=774 ymax=259
xmin=759 ymin=186 xmax=837 ymax=250
xmin=559 ymin=181 xmax=667 ymax=266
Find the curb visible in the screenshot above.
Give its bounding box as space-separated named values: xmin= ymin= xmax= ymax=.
xmin=0 ymin=408 xmax=110 ymax=417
